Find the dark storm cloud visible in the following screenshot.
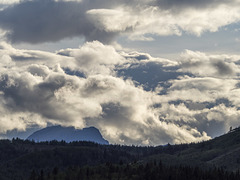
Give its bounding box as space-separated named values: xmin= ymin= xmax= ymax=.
xmin=213 ymin=60 xmax=234 ymax=76
xmin=0 ymin=0 xmax=118 ymax=44
xmin=0 ymin=0 xmax=240 ymax=43
xmin=153 ymin=0 xmax=232 ymax=10
xmin=0 ymin=72 xmax=74 ymax=121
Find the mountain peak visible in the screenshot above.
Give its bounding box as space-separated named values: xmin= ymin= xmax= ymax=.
xmin=27 ymin=126 xmax=109 ymax=145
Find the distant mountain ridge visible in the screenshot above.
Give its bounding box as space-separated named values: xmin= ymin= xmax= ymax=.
xmin=27 ymin=126 xmax=109 ymax=145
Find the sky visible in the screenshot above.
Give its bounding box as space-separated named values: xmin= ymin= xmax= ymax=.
xmin=0 ymin=0 xmax=240 ymax=145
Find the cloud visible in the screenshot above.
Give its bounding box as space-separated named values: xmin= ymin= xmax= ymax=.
xmin=57 ymin=41 xmax=125 ymax=76
xmin=0 ymin=0 xmax=20 ymax=5
xmin=118 ymin=49 xmax=240 ymax=140
xmin=0 ymin=0 xmax=240 ymax=43
xmin=0 ymin=41 xmax=217 ymax=145
xmin=86 ymin=8 xmax=136 ymax=33
xmin=54 ymin=0 xmax=82 ymax=2
xmin=152 ymin=0 xmax=235 ymax=10
xmin=0 ymin=0 xmax=117 ymax=44
xmin=178 ymin=50 xmax=240 ymax=78
xmin=155 ymin=50 xmax=240 ymax=136
xmin=2 ymin=40 xmax=240 ymax=145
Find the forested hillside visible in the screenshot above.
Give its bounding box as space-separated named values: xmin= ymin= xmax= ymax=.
xmin=1 ymin=127 xmax=240 ymax=179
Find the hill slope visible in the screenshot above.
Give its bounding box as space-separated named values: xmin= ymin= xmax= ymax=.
xmin=0 ymin=127 xmax=240 ymax=179
xmin=147 ymin=127 xmax=240 ymax=171
xmin=27 ymin=126 xmax=109 ymax=145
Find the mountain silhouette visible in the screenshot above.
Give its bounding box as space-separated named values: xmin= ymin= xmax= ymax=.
xmin=27 ymin=126 xmax=109 ymax=145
